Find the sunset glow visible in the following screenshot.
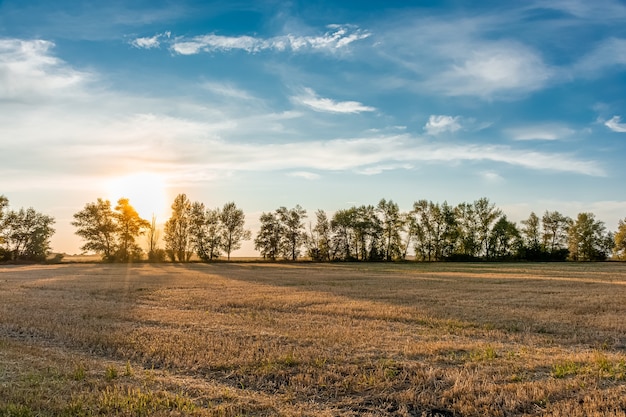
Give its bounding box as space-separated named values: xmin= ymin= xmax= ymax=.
xmin=106 ymin=173 xmax=169 ymax=222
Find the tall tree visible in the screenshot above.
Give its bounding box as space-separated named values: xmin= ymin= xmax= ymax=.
xmin=146 ymin=214 xmax=163 ymax=261
xmin=190 ymin=202 xmax=223 ymax=261
xmin=454 ymin=202 xmax=479 ymax=258
xmin=489 ymin=216 xmax=521 ymax=259
xmin=377 ymin=199 xmax=405 ymax=261
xmin=474 ymin=197 xmax=502 ymax=258
xmin=353 ymin=205 xmax=382 ymax=261
xmin=277 ymin=205 xmax=307 ymax=261
xmin=0 ymin=195 xmax=8 ymax=250
xmin=307 ymin=209 xmax=332 ymax=261
xmin=164 ymin=194 xmax=192 ymax=262
xmin=1 ymin=207 xmax=55 ymax=261
xmin=614 ymin=218 xmax=626 ymax=260
xmin=410 ymin=200 xmax=456 ymax=261
xmin=567 ymin=212 xmax=610 ymax=261
xmin=331 ymin=208 xmax=356 ymax=260
xmin=114 ymin=198 xmax=150 ymax=262
xmin=521 ymin=212 xmax=541 ymax=250
xmin=254 ymin=212 xmax=282 ymax=260
xmin=542 ymin=211 xmax=571 ymax=253
xmin=72 ymin=198 xmax=118 ymax=261
xmin=220 ymin=202 xmax=250 ymax=261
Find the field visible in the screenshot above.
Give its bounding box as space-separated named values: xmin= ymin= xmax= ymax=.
xmin=1 ymin=262 xmax=626 ymax=416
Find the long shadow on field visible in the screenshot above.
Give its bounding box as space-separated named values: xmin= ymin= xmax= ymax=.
xmin=202 ymin=262 xmax=626 ymax=349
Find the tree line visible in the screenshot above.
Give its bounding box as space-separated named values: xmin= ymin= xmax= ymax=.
xmin=2 ymin=193 xmax=626 ymax=263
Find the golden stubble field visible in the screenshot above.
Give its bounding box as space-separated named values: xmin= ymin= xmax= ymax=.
xmin=1 ymin=262 xmax=625 ymax=416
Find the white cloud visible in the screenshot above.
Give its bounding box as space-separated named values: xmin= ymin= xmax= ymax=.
xmin=292 ymin=88 xmax=375 ymax=114
xmin=605 ymin=116 xmax=626 ymax=132
xmin=480 ymin=171 xmax=504 ymax=183
xmin=200 ymin=81 xmax=255 ymax=100
xmin=506 ymin=124 xmax=576 ymax=140
xmin=376 ymin=14 xmax=555 ymax=99
xmin=575 ymin=38 xmax=626 ymax=76
xmin=130 ymin=32 xmax=171 ymax=49
xmin=0 ymin=39 xmax=90 ymax=101
xmin=424 ymin=115 xmax=462 ymax=135
xmin=165 ymin=25 xmax=370 ymax=55
xmin=289 ymin=171 xmax=320 ymax=180
xmin=437 ymin=44 xmax=553 ymax=98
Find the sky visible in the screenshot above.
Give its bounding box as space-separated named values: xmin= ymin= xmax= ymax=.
xmin=1 ymin=0 xmax=626 ymax=256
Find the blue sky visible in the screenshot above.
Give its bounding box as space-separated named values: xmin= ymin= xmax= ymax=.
xmin=1 ymin=0 xmax=625 ymax=255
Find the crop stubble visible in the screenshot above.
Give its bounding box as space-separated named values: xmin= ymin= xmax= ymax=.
xmin=1 ymin=262 xmax=625 ymax=416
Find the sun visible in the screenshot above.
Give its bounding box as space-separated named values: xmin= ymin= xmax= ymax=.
xmin=106 ymin=172 xmax=169 ymax=222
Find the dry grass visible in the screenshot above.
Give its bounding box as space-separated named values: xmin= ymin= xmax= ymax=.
xmin=1 ymin=262 xmax=626 ymax=416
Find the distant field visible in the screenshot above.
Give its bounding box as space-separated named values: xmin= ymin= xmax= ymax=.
xmin=1 ymin=262 xmax=625 ymax=416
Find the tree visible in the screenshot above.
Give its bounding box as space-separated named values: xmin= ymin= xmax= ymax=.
xmin=521 ymin=212 xmax=541 ymax=250
xmin=474 ymin=197 xmax=502 ymax=258
xmin=254 ymin=212 xmax=282 ymax=260
xmin=1 ymin=207 xmax=55 ymax=261
xmin=307 ymin=210 xmax=332 ymax=261
xmin=377 ymin=199 xmax=405 ymax=261
xmin=114 ymin=198 xmax=150 ymax=262
xmin=410 ymin=200 xmax=457 ymax=261
xmin=614 ymin=218 xmax=626 ymax=260
xmin=189 ymin=202 xmax=222 ymax=261
xmin=353 ymin=205 xmax=382 ymax=261
xmin=454 ymin=202 xmax=479 ymax=258
xmin=146 ymin=215 xmax=164 ymax=262
xmin=542 ymin=211 xmax=570 ymax=254
xmin=277 ymin=205 xmax=307 ymax=261
xmin=72 ymin=198 xmax=118 ymax=261
xmin=567 ymin=212 xmax=611 ymax=261
xmin=489 ymin=216 xmax=521 ymax=259
xmin=164 ymin=194 xmax=192 ymax=262
xmin=220 ymin=202 xmax=251 ymax=261
xmin=331 ymin=208 xmax=356 ymax=260
xmin=0 ymin=195 xmax=8 ymax=252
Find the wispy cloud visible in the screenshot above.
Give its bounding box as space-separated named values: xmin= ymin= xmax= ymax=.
xmin=424 ymin=115 xmax=462 ymax=135
xmin=605 ymin=115 xmax=626 ymax=132
xmin=506 ymin=124 xmax=576 ymax=140
xmin=288 ymin=171 xmax=320 ymax=180
xmin=130 ymin=31 xmax=170 ymax=49
xmin=0 ymin=39 xmax=90 ymax=101
xmin=131 ymin=25 xmax=371 ymax=55
xmin=292 ymin=88 xmax=375 ymax=114
xmin=0 ymin=35 xmax=607 ymax=197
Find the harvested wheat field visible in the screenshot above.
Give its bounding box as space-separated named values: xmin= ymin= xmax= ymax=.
xmin=1 ymin=262 xmax=626 ymax=416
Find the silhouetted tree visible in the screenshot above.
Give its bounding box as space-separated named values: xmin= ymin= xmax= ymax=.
xmin=542 ymin=211 xmax=571 ymax=254
xmin=220 ymin=202 xmax=250 ymax=261
xmin=331 ymin=208 xmax=356 ymax=260
xmin=377 ymin=199 xmax=405 ymax=261
xmin=307 ymin=209 xmax=332 ymax=261
xmin=277 ymin=205 xmax=307 ymax=261
xmin=254 ymin=212 xmax=282 ymax=260
xmin=410 ymin=200 xmax=457 ymax=261
xmin=474 ymin=197 xmax=502 ymax=258
xmin=164 ymin=194 xmax=192 ymax=262
xmin=1 ymin=207 xmax=55 ymax=261
xmin=489 ymin=216 xmax=521 ymax=259
xmin=72 ymin=199 xmax=118 ymax=261
xmin=114 ymin=198 xmax=150 ymax=262
xmin=189 ymin=203 xmax=223 ymax=261
xmin=146 ymin=214 xmax=164 ymax=262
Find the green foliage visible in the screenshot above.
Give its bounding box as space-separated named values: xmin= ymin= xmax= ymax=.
xmin=614 ymin=218 xmax=626 ymax=260
xmin=0 ymin=204 xmax=55 ymax=262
